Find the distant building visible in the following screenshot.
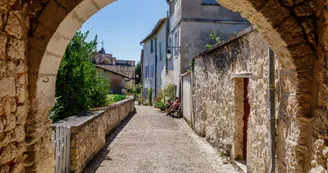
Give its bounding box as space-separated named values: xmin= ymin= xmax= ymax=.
xmin=140 ymin=18 xmax=168 ymax=104
xmin=92 ymin=48 xmax=136 ymax=90
xmin=96 ymin=65 xmax=130 ymax=95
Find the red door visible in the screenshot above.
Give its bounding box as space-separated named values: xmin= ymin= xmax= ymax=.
xmin=243 ymin=78 xmax=250 ymax=161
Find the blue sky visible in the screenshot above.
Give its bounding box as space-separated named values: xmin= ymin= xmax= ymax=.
xmin=80 ymin=0 xmax=168 ymax=62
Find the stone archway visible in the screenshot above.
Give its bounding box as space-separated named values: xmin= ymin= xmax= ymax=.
xmin=0 ymin=0 xmax=327 ymax=172
xmin=213 ymin=1 xmax=328 ymax=172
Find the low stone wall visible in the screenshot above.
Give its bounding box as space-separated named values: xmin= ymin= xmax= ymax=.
xmin=52 ymin=97 xmax=135 ymax=173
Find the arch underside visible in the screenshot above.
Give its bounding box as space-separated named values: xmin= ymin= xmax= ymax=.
xmin=24 ymin=0 xmax=327 ymax=172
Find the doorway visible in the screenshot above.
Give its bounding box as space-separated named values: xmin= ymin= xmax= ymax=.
xmin=243 ymin=78 xmax=250 ymax=161
xmin=233 ymin=77 xmax=250 ymax=166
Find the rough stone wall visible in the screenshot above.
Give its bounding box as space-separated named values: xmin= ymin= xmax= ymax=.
xmin=309 ymin=2 xmax=328 ymax=172
xmin=192 ymin=29 xmax=277 ymax=172
xmin=0 ymin=1 xmax=31 ymax=172
xmin=55 ymin=98 xmax=134 ymax=173
xmin=0 ymin=0 xmax=325 ymax=172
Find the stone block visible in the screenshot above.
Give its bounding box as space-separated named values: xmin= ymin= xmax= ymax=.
xmin=0 ymin=0 xmax=15 ymax=13
xmin=15 ymin=60 xmax=26 ymax=75
xmin=0 ymin=143 xmax=17 ymax=164
xmin=0 ymin=77 xmax=16 ymax=98
xmin=16 ymin=85 xmax=26 ymax=104
xmin=5 ymin=11 xmax=23 ymax=39
xmin=16 ymin=105 xmax=27 ymax=125
xmin=0 ymin=33 xmax=7 ymax=60
xmin=0 ymin=61 xmax=6 ymax=79
xmin=4 ymin=114 xmax=16 ymax=132
xmin=7 ymin=38 xmax=25 ymax=60
xmin=0 ymin=116 xmax=5 ymax=133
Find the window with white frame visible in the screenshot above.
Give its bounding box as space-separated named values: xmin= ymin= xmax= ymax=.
xmin=174 ymin=30 xmax=179 ymax=57
xmin=168 ymin=36 xmax=173 ymax=59
xmin=159 ymin=42 xmax=162 ymax=61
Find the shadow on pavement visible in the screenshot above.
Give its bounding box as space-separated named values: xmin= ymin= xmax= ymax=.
xmin=83 ymin=111 xmax=137 ymax=173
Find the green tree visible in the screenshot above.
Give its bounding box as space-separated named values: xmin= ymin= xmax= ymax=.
xmin=135 ymin=61 xmax=141 ymax=84
xmin=50 ymin=31 xmax=109 ymax=122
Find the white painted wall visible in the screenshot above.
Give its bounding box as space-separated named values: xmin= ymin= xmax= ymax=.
xmin=142 ymin=20 xmax=168 ymax=103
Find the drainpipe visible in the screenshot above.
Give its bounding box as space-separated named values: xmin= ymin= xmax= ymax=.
xmin=155 ymin=38 xmax=158 ymax=98
xmin=166 ymin=11 xmax=169 ymax=72
xmin=268 ymin=47 xmax=276 ymax=173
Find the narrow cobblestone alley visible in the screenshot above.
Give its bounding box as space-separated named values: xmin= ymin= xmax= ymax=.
xmin=83 ymin=106 xmax=239 ymax=173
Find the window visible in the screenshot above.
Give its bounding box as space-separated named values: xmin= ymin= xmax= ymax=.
xmin=168 ymin=37 xmax=173 ymax=59
xmin=145 ymin=65 xmax=148 ymax=78
xmin=150 ymin=64 xmax=154 ymax=77
xmin=159 ymin=42 xmax=162 ymax=61
xmin=202 ymin=0 xmax=219 ymax=5
xmin=160 ymin=78 xmax=162 ymax=87
xmin=150 ymin=39 xmax=154 ymax=53
xmin=174 ymin=31 xmax=179 ymax=56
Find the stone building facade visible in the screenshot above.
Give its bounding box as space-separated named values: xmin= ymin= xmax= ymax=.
xmin=93 ymin=48 xmax=135 ymax=90
xmin=166 ymin=0 xmax=250 ymax=98
xmin=192 ymin=27 xmax=276 ymax=172
xmin=0 ymin=0 xmax=327 ymax=172
xmin=96 ymin=66 xmax=129 ymax=94
xmin=140 ymin=18 xmax=167 ymax=104
xmin=191 ymin=26 xmax=328 ymax=172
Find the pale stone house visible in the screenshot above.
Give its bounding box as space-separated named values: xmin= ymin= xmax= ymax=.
xmin=140 ymin=18 xmax=168 ymax=103
xmin=96 ymin=65 xmax=130 ymax=95
xmin=140 ymin=0 xmax=250 ymax=102
xmin=93 ymin=48 xmax=136 ymax=90
xmin=166 ymin=0 xmax=250 ymax=97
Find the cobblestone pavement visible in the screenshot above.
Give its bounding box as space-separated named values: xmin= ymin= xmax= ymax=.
xmin=84 ymin=106 xmax=240 ymax=173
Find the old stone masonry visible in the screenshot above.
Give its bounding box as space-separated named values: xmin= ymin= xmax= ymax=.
xmin=0 ymin=0 xmax=328 ymax=172
xmin=84 ymin=106 xmax=239 ymax=173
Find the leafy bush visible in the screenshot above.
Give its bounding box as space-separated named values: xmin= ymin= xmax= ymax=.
xmin=165 ymin=84 xmax=175 ymax=101
xmin=106 ymin=94 xmax=126 ymax=105
xmin=154 ymin=101 xmax=168 ymax=111
xmin=148 ymin=88 xmax=153 ymax=106
xmin=50 ymin=31 xmax=110 ymax=122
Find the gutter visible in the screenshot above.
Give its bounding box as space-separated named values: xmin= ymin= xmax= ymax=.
xmin=268 ymin=48 xmax=276 ymax=173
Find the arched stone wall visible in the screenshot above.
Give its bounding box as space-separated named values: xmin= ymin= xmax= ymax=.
xmin=27 ymin=0 xmax=115 ymax=172
xmin=214 ymin=0 xmax=328 ymax=172
xmin=0 ymin=0 xmax=327 ymax=172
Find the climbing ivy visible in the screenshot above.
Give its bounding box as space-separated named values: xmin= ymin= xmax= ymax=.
xmin=206 ymin=31 xmax=222 ymax=49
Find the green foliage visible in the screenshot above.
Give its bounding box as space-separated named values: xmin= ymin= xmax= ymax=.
xmin=135 ymin=61 xmax=141 ymax=85
xmin=165 ymin=84 xmax=175 ymax=101
xmin=189 ymin=59 xmax=195 ymax=72
xmin=206 ymin=31 xmax=221 ymax=49
xmin=206 ymin=44 xmax=213 ymax=49
xmin=106 ymin=94 xmax=126 ymax=105
xmin=154 ymin=101 xmax=168 ymax=111
xmin=147 ymin=88 xmax=153 ymax=106
xmin=50 ymin=31 xmax=110 ymax=122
